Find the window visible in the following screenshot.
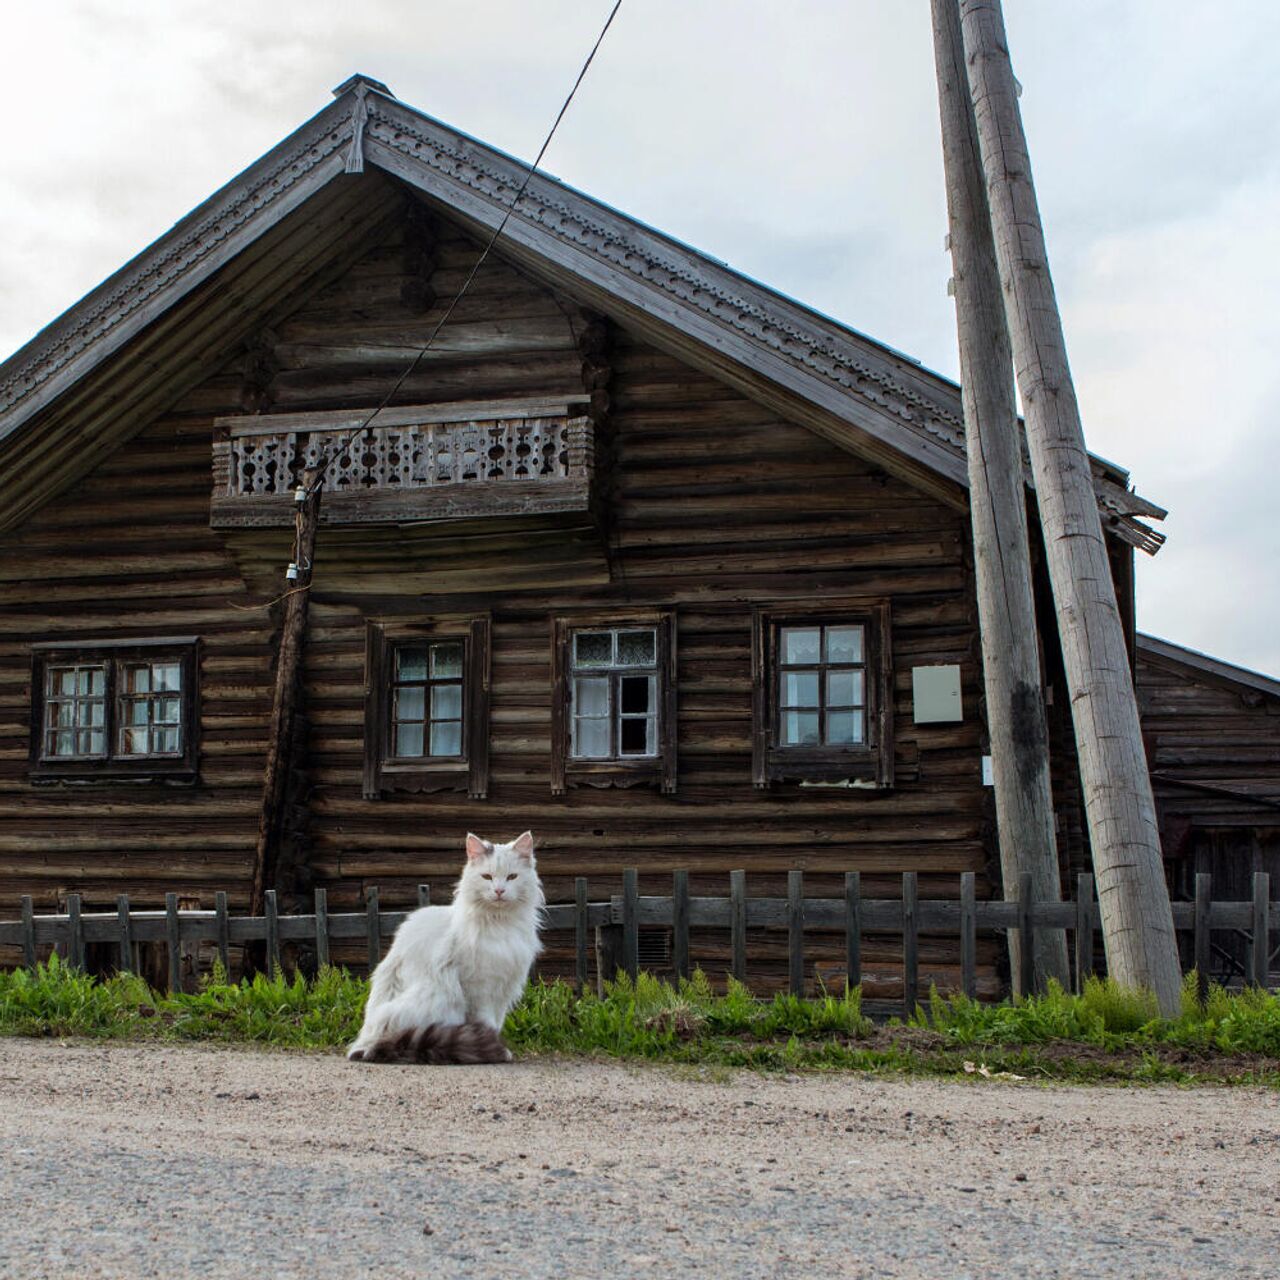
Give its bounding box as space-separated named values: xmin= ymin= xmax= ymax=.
xmin=752 ymin=603 xmax=893 ymax=788
xmin=551 ymin=612 xmax=676 ymax=794
xmin=30 ymin=639 xmax=199 ymax=782
xmin=364 ymin=616 xmax=489 ymax=798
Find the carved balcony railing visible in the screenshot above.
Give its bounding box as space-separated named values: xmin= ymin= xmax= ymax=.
xmin=209 ymin=398 xmax=594 ymax=528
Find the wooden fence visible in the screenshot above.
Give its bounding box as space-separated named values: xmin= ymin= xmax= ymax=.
xmin=1 ymin=869 xmax=1274 ymax=1012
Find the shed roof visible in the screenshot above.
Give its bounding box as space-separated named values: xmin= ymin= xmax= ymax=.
xmin=1137 ymin=634 xmax=1280 ymax=702
xmin=0 ymin=75 xmax=1163 ymax=546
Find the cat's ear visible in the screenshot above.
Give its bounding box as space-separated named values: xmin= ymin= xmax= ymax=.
xmin=511 ymin=831 xmax=535 ymax=862
xmin=465 ymin=833 xmax=492 ymax=862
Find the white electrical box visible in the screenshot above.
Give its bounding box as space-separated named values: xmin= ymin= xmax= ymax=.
xmin=912 ymin=664 xmax=963 ymax=724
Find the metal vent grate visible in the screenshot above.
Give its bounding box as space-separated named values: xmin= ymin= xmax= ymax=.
xmin=638 ymin=927 xmax=672 ymax=968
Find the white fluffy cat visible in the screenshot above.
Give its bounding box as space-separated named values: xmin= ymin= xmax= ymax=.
xmin=347 ymin=831 xmax=543 ymax=1064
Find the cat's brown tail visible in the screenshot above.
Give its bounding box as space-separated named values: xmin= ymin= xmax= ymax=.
xmin=348 ymin=1021 xmax=513 ymax=1065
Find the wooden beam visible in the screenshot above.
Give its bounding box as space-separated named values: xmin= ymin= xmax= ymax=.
xmin=961 ymin=0 xmax=1181 ymax=1013
xmin=931 ymin=0 xmax=1067 ymax=993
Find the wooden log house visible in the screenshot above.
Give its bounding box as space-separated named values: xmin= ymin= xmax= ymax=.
xmin=0 ymin=76 xmax=1268 ymax=995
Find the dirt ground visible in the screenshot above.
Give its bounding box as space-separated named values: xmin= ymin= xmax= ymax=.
xmin=1 ymin=1039 xmax=1277 ymax=1279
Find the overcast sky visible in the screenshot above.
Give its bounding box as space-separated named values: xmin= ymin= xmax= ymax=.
xmin=3 ymin=2 xmax=1277 ymax=676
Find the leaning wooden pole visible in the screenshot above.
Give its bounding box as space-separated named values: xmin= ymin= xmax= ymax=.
xmin=250 ymin=475 xmax=322 ymax=917
xmin=959 ymin=0 xmax=1181 ymax=1012
xmin=930 ymin=0 xmax=1068 ymax=994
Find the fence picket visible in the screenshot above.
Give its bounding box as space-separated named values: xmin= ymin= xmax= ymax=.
xmin=1194 ymin=873 xmax=1211 ymax=1006
xmin=788 ymin=870 xmax=804 ymax=997
xmin=574 ymin=877 xmax=589 ymax=994
xmin=313 ymin=888 xmax=329 ymax=970
xmin=960 ymin=872 xmax=976 ymax=1000
xmin=622 ymin=869 xmax=639 ymax=982
xmin=844 ymin=872 xmax=861 ymax=994
xmin=902 ymin=872 xmax=918 ymax=1017
xmin=1252 ymin=872 xmax=1270 ymax=989
xmin=672 ymin=870 xmax=690 ymax=982
xmin=1017 ymin=872 xmax=1035 ymax=1000
xmin=365 ymin=887 xmax=380 ymax=974
xmin=729 ymin=870 xmax=746 ymax=984
xmin=214 ymin=892 xmax=230 ymax=976
xmin=117 ymin=895 xmax=133 ymax=974
xmin=165 ymin=893 xmax=181 ymax=993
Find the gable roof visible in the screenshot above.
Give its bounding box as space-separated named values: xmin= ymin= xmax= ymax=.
xmin=1137 ymin=633 xmax=1280 ymax=702
xmin=0 ymin=75 xmax=1163 ymax=546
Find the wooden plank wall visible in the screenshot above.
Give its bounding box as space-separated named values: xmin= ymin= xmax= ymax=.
xmin=0 ymin=202 xmax=1000 ymax=992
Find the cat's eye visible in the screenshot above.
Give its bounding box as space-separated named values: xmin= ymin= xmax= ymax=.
xmin=506 ymin=873 xmax=518 ymax=881
xmin=480 ymin=874 xmax=493 ymax=881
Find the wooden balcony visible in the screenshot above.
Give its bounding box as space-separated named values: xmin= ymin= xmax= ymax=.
xmin=209 ymin=397 xmax=593 ymax=529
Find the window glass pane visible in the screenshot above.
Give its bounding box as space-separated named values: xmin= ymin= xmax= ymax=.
xmin=431 ymin=683 xmax=462 ymax=721
xmin=827 ymin=670 xmax=864 ymax=708
xmin=158 ymin=697 xmax=181 ymax=724
xmin=782 ymin=711 xmax=820 ymax=746
xmin=154 ymin=663 xmax=181 ymax=692
xmin=573 ymin=632 xmax=613 ymax=669
xmin=394 ymin=722 xmax=425 ymax=757
xmin=54 ymin=730 xmax=75 ymax=756
xmin=617 ymin=630 xmax=656 ymax=667
xmin=52 ymin=701 xmax=74 ymax=728
xmin=395 ymin=647 xmax=428 ymax=681
xmin=430 ymin=642 xmax=464 ymax=679
xmin=125 ymin=665 xmax=150 ymax=694
xmin=781 ymin=671 xmax=819 ymax=708
xmin=781 ymin=627 xmax=821 ymax=665
xmin=126 ymin=700 xmax=149 ymax=726
xmin=573 ymin=717 xmax=610 ymax=758
xmin=87 ymin=700 xmax=105 ymax=727
xmin=826 ymin=626 xmax=864 ymax=665
xmin=157 ymin=727 xmax=182 ymax=754
xmin=57 ymin=669 xmax=77 ymax=696
xmin=394 ymin=687 xmax=426 ymax=722
xmin=89 ymin=668 xmax=105 ymax=696
xmin=573 ymin=677 xmax=610 ymax=718
xmin=80 ymin=730 xmax=105 ymax=755
xmin=620 ymin=675 xmax=652 ymax=716
xmin=121 ymin=726 xmax=149 ymax=755
xmin=429 ymin=721 xmax=462 ymax=757
xmin=620 ymin=717 xmax=653 ymax=756
xmin=827 ymin=710 xmax=866 ymax=746
xmin=78 ymin=668 xmax=97 ymax=695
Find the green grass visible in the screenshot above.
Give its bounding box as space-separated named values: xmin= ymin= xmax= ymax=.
xmin=2 ymin=957 xmax=1277 ymax=1084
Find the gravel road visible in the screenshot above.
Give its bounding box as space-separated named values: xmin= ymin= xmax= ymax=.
xmin=0 ymin=1039 xmax=1277 ymax=1279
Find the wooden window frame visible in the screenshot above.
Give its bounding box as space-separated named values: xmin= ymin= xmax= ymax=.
xmin=551 ymin=610 xmax=677 ymax=795
xmin=752 ymin=601 xmax=893 ymax=789
xmin=28 ymin=638 xmax=200 ymax=784
xmin=363 ymin=614 xmax=490 ymax=799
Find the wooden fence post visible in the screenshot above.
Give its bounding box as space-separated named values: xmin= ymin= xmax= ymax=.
xmin=365 ymin=886 xmax=380 ymax=975
xmin=672 ymin=870 xmax=690 ymax=982
xmin=1252 ymin=872 xmax=1270 ymax=989
xmin=1075 ymin=873 xmax=1096 ymax=993
xmin=214 ymin=892 xmax=230 ymax=977
xmin=622 ymin=868 xmax=639 ymax=982
xmin=265 ymin=890 xmax=281 ymax=981
xmin=845 ymin=871 xmax=861 ymax=994
xmin=594 ymin=924 xmax=623 ymax=996
xmin=20 ymin=895 xmax=36 ymax=970
xmin=165 ymin=893 xmax=181 ymax=993
xmin=574 ymin=877 xmax=589 ymax=994
xmin=1194 ymin=872 xmax=1211 ymax=1006
xmin=313 ymin=888 xmax=329 ymax=970
xmin=418 ymin=884 xmax=431 ymax=909
xmin=902 ymin=872 xmax=919 ymax=1017
xmin=960 ymin=872 xmax=976 ymax=999
xmin=116 ymin=894 xmax=133 ymax=975
xmin=67 ymin=893 xmax=84 ymax=971
xmin=729 ymin=869 xmax=747 ymax=985
xmin=1017 ymin=871 xmax=1035 ymax=1000
xmin=787 ymin=870 xmax=804 ymax=997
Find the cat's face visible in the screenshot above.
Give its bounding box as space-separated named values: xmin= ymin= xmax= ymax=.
xmin=461 ymin=832 xmax=537 ymax=910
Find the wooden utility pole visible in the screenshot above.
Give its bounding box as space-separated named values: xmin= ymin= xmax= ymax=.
xmin=959 ymin=0 xmax=1182 ymax=1013
xmin=930 ymin=0 xmax=1068 ymax=994
xmin=250 ymin=475 xmax=322 ymax=917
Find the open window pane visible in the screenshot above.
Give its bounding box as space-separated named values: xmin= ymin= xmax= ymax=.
xmin=620 ymin=675 xmax=652 ymax=716
xmin=781 ymin=627 xmax=821 ymax=666
xmin=782 ymin=671 xmax=819 ymax=708
xmin=429 ymin=721 xmax=462 ymax=757
xmin=620 ymin=716 xmax=655 ymax=756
